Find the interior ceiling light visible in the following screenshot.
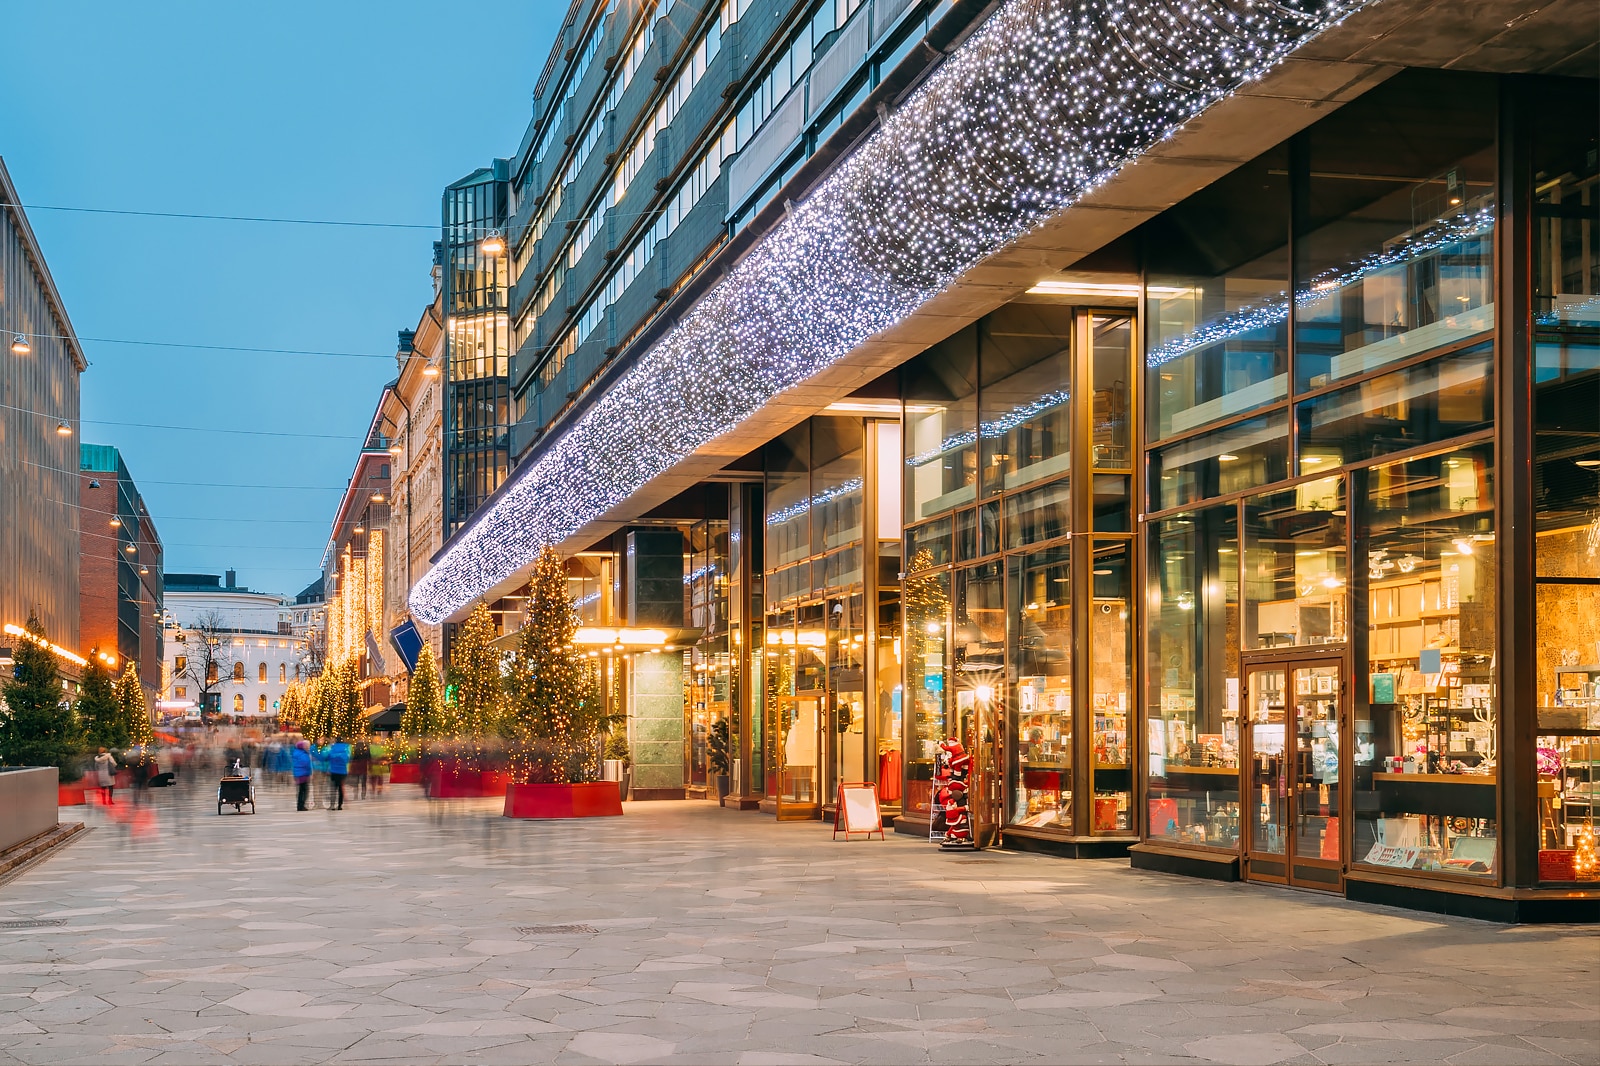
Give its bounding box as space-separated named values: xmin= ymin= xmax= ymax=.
xmin=409 ymin=0 xmax=1365 ymax=625
xmin=10 ymin=333 xmax=30 ymax=355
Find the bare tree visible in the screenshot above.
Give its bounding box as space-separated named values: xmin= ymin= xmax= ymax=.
xmin=178 ymin=610 xmax=236 ymax=721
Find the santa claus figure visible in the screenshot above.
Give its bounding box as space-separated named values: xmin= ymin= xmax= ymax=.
xmin=935 ymin=738 xmax=973 ymax=848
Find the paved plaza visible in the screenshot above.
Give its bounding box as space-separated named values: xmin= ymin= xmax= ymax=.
xmin=1 ymin=782 xmax=1597 ymax=1066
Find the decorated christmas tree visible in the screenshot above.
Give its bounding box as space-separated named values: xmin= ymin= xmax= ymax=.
xmin=400 ymin=643 xmax=447 ymax=744
xmin=278 ymin=682 xmax=303 ymax=734
xmin=1575 ymin=824 xmax=1598 ymax=881
xmin=115 ymin=663 xmax=154 ymax=748
xmin=448 ymin=601 xmax=503 ymax=742
xmin=331 ymin=658 xmax=365 ymax=742
xmin=0 ymin=613 xmax=85 ymax=776
xmin=503 ymin=547 xmax=604 ymax=784
xmin=76 ymin=658 xmax=125 ymax=751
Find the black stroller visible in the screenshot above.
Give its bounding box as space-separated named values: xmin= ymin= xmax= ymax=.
xmin=217 ymin=759 xmax=256 ymax=815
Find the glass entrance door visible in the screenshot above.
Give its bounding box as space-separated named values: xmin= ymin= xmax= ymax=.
xmin=1243 ymin=659 xmax=1345 ymax=889
xmin=776 ymin=691 xmax=822 ymax=820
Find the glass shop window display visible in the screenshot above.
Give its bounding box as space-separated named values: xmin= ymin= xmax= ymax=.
xmin=1010 ymin=545 xmax=1073 ymax=828
xmin=1355 ymin=444 xmax=1499 ymax=878
xmin=1531 ymin=82 xmax=1600 ymax=884
xmin=1146 ymin=505 xmax=1241 ymax=846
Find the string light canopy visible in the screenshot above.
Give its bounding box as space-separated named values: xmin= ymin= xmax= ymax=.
xmin=409 ymin=0 xmax=1366 ymax=625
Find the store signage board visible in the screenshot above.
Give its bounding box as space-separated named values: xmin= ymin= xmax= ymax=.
xmin=834 ymin=783 xmax=885 ymax=841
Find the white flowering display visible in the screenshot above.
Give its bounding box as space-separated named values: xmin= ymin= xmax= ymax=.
xmin=411 ymin=0 xmax=1365 ymax=624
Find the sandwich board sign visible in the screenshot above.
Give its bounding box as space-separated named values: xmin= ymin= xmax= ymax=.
xmin=834 ymin=782 xmax=885 ymax=841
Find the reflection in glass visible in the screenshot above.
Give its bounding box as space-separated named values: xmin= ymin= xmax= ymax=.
xmin=1296 ymin=345 xmax=1492 ymax=469
xmin=1296 ymin=72 xmax=1496 ymax=392
xmin=979 ymin=303 xmax=1074 ymax=496
xmin=812 ymin=417 xmax=865 ymax=554
xmin=766 ymin=424 xmax=810 ymax=568
xmin=1147 ymin=506 xmax=1240 ymax=846
xmin=1247 ymin=666 xmax=1289 ymax=857
xmin=906 ymin=326 xmax=979 ymax=522
xmin=1004 ymin=477 xmax=1070 ymax=549
xmin=1010 ymin=545 xmax=1073 ymax=829
xmin=1090 ymin=316 xmax=1133 ymax=470
xmin=1243 ymin=483 xmax=1346 ymax=650
xmin=1145 ymin=149 xmax=1289 ymax=441
xmin=1292 ymin=664 xmax=1341 ymax=864
xmin=1150 ymin=412 xmax=1289 ymax=513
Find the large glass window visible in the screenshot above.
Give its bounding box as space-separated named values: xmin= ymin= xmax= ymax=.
xmin=1150 ymin=412 xmax=1289 ymax=513
xmin=1090 ymin=541 xmax=1133 ymax=832
xmin=1296 ymin=344 xmax=1493 ymax=469
xmin=978 ymin=303 xmax=1074 ymax=496
xmin=1532 ymin=82 xmax=1599 ymax=883
xmin=1010 ymin=545 xmax=1073 ymax=829
xmin=903 ymin=568 xmax=950 ymax=823
xmin=906 ymin=326 xmax=979 ymax=523
xmin=1243 ymin=482 xmax=1346 ymax=650
xmin=1147 ymin=506 xmax=1240 ymax=846
xmin=1295 ymin=71 xmax=1497 ymax=393
xmin=766 ymin=424 xmax=810 ymax=568
xmin=1004 ymin=477 xmax=1071 ymax=550
xmin=812 ymin=417 xmax=864 ymax=554
xmin=1356 ymin=444 xmax=1497 ymax=879
xmin=1145 ymin=148 xmax=1289 ymax=441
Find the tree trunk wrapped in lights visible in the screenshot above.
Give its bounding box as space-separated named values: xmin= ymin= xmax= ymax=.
xmin=503 ymin=547 xmax=609 ymax=785
xmin=115 ymin=663 xmax=154 ymax=748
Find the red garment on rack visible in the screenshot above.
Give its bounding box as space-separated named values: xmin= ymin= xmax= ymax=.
xmin=878 ymin=749 xmax=902 ymax=803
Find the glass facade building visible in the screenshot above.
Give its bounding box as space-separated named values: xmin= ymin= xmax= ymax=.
xmin=419 ymin=0 xmax=1598 ymax=920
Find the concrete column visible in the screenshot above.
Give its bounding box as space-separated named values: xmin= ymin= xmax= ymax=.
xmin=630 ymin=651 xmax=685 ymax=800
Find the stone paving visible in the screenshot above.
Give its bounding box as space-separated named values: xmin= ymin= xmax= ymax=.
xmin=1 ymin=779 xmax=1597 ymax=1066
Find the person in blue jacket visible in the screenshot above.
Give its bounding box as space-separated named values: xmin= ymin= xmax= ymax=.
xmin=291 ymin=740 xmax=313 ymax=812
xmin=326 ymin=739 xmax=352 ymax=811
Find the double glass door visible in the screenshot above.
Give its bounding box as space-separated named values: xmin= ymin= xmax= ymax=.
xmin=1243 ymin=658 xmax=1345 ymax=889
xmin=776 ymin=690 xmax=823 ymax=820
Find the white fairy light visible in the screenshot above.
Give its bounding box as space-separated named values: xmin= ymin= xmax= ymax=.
xmin=410 ymin=0 xmax=1366 ymax=624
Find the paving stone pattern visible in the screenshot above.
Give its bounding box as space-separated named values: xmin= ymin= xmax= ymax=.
xmin=1 ymin=784 xmax=1596 ymax=1065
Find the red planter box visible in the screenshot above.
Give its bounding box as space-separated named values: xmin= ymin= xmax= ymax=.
xmin=432 ymin=768 xmax=483 ymax=798
xmin=479 ymin=771 xmax=509 ymax=798
xmin=504 ymin=782 xmax=624 ymax=819
xmin=58 ymin=785 xmax=87 ymax=806
xmin=389 ymin=763 xmax=421 ymax=784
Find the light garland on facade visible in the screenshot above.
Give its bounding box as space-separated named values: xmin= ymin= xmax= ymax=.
xmin=411 ymin=0 xmax=1367 ymax=624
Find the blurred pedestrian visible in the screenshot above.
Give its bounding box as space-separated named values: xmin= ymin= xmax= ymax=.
xmin=93 ymin=747 xmax=117 ymax=805
xmin=350 ymin=739 xmax=370 ymax=799
xmin=326 ymin=739 xmax=351 ymax=811
xmin=291 ymin=740 xmax=312 ymax=811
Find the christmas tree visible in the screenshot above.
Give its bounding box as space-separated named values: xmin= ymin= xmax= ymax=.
xmin=503 ymin=547 xmax=604 ymax=784
xmin=278 ymin=682 xmax=303 ymax=734
xmin=1575 ymin=825 xmax=1598 ymax=881
xmin=400 ymin=643 xmax=447 ymax=744
xmin=331 ymin=658 xmax=365 ymax=742
xmin=448 ymin=601 xmax=503 ymax=742
xmin=0 ymin=613 xmax=85 ymax=776
xmin=116 ymin=663 xmax=154 ymax=748
xmin=76 ymin=658 xmax=125 ymax=751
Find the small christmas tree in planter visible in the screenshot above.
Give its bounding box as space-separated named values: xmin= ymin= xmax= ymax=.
xmin=502 ymin=547 xmax=622 ymax=818
xmin=76 ymin=659 xmax=125 ymax=753
xmin=116 ymin=664 xmax=154 ymax=750
xmin=709 ymin=717 xmax=732 ymax=804
xmin=395 ymin=643 xmax=445 ymax=784
xmin=0 ymin=613 xmax=85 ymax=781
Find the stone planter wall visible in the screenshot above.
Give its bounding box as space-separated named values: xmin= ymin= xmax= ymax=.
xmin=0 ymin=767 xmax=59 ymax=852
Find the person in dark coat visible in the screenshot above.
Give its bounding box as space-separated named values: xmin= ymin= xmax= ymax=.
xmin=291 ymin=740 xmax=313 ymax=811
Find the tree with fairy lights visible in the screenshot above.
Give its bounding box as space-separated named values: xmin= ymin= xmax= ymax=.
xmin=0 ymin=613 xmax=85 ymax=776
xmin=330 ymin=658 xmax=365 ymax=742
xmin=76 ymin=659 xmax=125 ymax=751
xmin=503 ymin=547 xmax=610 ymax=784
xmin=447 ymin=602 xmax=503 ymax=743
xmin=115 ymin=663 xmax=154 ymax=748
xmin=399 ymin=643 xmax=447 ymax=746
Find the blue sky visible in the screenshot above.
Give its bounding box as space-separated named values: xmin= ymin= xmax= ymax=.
xmin=2 ymin=2 xmax=557 ymax=596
